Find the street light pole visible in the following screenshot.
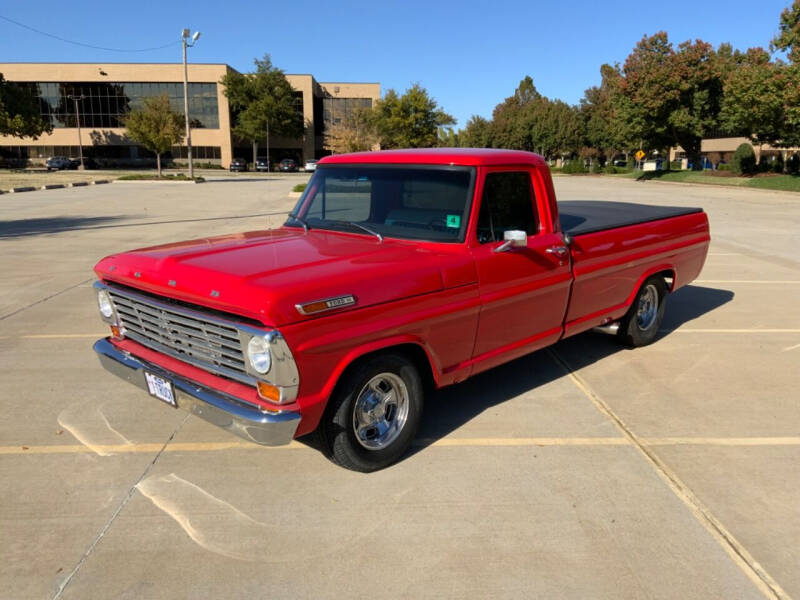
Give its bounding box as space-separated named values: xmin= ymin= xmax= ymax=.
xmin=67 ymin=94 xmax=85 ymax=170
xmin=266 ymin=119 xmax=269 ymax=172
xmin=181 ymin=29 xmax=201 ymax=179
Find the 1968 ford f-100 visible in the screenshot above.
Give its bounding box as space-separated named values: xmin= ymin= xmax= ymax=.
xmin=93 ymin=149 xmax=710 ymax=471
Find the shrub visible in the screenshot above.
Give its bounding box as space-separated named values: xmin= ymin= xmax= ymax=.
xmin=717 ymin=163 xmax=731 ymax=171
xmin=604 ymin=165 xmax=617 ymax=174
xmin=562 ymin=161 xmax=587 ymax=174
xmin=772 ymin=153 xmax=784 ymax=173
xmin=669 ymin=161 xmax=683 ymax=170
xmin=731 ymin=143 xmax=756 ymax=175
xmin=292 ymin=183 xmax=307 ymax=193
xmin=591 ymin=162 xmax=602 ymax=174
xmin=786 ymin=153 xmax=800 ymax=174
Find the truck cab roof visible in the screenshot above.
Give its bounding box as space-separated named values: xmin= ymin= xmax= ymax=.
xmin=319 ymin=148 xmax=548 ymax=168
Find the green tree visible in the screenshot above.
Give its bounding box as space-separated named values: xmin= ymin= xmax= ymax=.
xmin=772 ymin=0 xmax=800 ymax=63
xmin=458 ymin=115 xmax=492 ymax=147
xmin=487 ymin=76 xmax=541 ymax=150
xmin=580 ymin=64 xmax=630 ymax=161
xmin=0 ymin=74 xmax=51 ymax=138
xmin=323 ymin=107 xmax=378 ymax=154
xmin=371 ymin=84 xmax=455 ymax=148
xmin=720 ymin=48 xmax=788 ymax=146
xmin=221 ymin=55 xmax=304 ymax=167
xmin=123 ymin=93 xmax=184 ymax=177
xmin=616 ymin=32 xmax=728 ymax=170
xmin=437 ymin=126 xmax=459 ymax=147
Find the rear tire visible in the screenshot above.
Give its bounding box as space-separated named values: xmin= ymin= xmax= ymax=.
xmin=317 ymin=353 xmax=423 ymax=472
xmin=617 ymin=276 xmax=667 ymax=347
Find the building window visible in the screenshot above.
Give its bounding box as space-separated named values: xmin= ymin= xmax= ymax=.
xmin=15 ymin=81 xmax=220 ymax=130
xmin=321 ymin=97 xmax=372 ymax=132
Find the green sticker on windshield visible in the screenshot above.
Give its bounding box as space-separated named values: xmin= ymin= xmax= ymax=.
xmin=446 ymin=215 xmax=461 ymax=228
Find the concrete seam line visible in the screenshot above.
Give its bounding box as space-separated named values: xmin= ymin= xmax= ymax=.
xmin=0 ymin=278 xmax=94 ymax=321
xmin=51 ymin=414 xmax=190 ymax=600
xmin=545 ymin=348 xmax=789 ymax=600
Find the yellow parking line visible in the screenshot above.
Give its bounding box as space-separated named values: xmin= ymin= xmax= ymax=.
xmin=3 ymin=436 xmax=800 ymax=455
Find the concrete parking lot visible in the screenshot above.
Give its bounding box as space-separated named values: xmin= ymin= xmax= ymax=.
xmin=1 ymin=173 xmax=797 ymax=599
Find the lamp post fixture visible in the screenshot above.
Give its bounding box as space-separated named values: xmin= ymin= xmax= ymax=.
xmin=66 ymin=94 xmax=86 ymax=170
xmin=181 ymin=28 xmax=201 ymax=179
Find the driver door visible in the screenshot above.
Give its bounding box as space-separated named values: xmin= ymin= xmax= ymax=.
xmin=470 ymin=169 xmax=572 ymax=372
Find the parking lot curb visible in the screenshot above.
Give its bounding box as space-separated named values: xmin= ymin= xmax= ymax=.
xmin=41 ymin=184 xmax=66 ymax=190
xmin=10 ymin=186 xmax=36 ymax=193
xmin=92 ymin=180 xmax=111 ymax=185
xmin=69 ymin=182 xmax=89 ymax=187
xmin=112 ymin=179 xmax=203 ymax=184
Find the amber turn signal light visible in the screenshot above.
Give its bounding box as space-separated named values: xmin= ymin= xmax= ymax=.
xmin=110 ymin=325 xmax=123 ymax=339
xmin=257 ymin=381 xmax=281 ymax=403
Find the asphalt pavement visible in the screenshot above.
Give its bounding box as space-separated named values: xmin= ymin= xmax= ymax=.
xmin=1 ymin=174 xmax=797 ymax=599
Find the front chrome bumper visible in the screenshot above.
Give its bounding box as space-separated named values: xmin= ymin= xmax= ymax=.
xmin=93 ymin=338 xmax=300 ymax=446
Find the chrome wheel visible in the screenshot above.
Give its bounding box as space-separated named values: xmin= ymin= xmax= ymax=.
xmin=352 ymin=373 xmax=409 ymax=450
xmin=636 ymin=284 xmax=659 ymax=331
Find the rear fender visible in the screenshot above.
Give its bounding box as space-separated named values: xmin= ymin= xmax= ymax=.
xmin=621 ymin=265 xmax=676 ymax=312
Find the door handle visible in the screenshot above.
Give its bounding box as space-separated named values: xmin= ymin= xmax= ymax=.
xmin=546 ymin=246 xmax=568 ymax=257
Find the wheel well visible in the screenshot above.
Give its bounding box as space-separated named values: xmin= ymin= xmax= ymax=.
xmin=334 ymin=344 xmax=436 ymax=398
xmin=656 ymin=269 xmax=675 ymax=291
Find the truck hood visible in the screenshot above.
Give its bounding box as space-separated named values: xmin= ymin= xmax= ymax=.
xmin=94 ymin=228 xmax=476 ymax=326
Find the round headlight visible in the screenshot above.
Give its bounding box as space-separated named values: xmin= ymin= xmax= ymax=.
xmin=247 ymin=336 xmax=272 ymax=374
xmin=97 ymin=290 xmax=114 ymax=319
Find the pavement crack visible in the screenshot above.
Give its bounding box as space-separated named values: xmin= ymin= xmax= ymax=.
xmin=546 ymin=348 xmax=790 ymax=600
xmin=51 ymin=414 xmax=190 ymax=600
xmin=0 ymin=278 xmax=93 ymax=321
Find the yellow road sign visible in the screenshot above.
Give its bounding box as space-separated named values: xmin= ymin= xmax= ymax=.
xmin=635 ymin=150 xmax=646 ymax=160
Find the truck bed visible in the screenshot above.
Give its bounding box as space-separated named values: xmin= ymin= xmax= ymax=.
xmin=558 ymin=201 xmax=703 ymax=236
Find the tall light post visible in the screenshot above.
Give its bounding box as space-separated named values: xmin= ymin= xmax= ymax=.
xmin=67 ymin=94 xmax=86 ymax=170
xmin=181 ymin=28 xmax=201 ymax=179
xmin=266 ymin=119 xmax=269 ymax=172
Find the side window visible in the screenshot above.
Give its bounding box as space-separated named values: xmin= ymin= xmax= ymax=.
xmin=476 ymin=172 xmax=538 ymax=243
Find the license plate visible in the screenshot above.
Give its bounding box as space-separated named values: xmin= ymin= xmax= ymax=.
xmin=144 ymin=371 xmax=177 ymax=407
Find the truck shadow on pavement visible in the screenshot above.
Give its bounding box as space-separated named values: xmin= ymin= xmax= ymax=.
xmin=410 ymin=284 xmax=734 ymax=455
xmin=0 ymin=216 xmax=125 ymax=238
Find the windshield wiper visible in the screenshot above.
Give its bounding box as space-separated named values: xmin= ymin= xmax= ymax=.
xmin=325 ymin=220 xmax=383 ymax=242
xmin=287 ymin=213 xmax=309 ymax=232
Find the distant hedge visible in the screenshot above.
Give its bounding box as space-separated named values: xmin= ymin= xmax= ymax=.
xmin=731 ymin=143 xmax=756 ymax=175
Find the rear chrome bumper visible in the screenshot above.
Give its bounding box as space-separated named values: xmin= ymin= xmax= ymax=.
xmin=93 ymin=338 xmax=300 ymax=446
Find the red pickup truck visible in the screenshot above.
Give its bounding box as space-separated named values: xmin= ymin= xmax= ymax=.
xmin=93 ymin=149 xmax=710 ymax=471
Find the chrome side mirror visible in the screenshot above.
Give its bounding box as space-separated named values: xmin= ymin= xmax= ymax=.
xmin=494 ymin=230 xmax=527 ymax=253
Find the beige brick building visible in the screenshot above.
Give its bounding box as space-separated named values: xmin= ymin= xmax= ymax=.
xmin=0 ymin=63 xmax=379 ymax=168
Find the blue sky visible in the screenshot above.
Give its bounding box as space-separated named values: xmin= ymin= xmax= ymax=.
xmin=0 ymin=1 xmax=791 ymax=128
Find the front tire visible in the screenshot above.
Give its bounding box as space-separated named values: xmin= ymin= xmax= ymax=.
xmin=318 ymin=353 xmax=423 ymax=472
xmin=617 ymin=276 xmax=667 ymax=347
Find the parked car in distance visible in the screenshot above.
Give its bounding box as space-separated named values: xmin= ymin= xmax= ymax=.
xmin=304 ymin=159 xmax=318 ymax=172
xmin=46 ymin=156 xmax=72 ymax=171
xmin=255 ymin=157 xmax=270 ymax=172
xmin=279 ymin=158 xmax=298 ymax=172
xmin=229 ymin=157 xmax=248 ymax=172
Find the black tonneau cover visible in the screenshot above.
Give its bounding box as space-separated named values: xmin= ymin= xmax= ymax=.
xmin=558 ymin=201 xmax=703 ymax=236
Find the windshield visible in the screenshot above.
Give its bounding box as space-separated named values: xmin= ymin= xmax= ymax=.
xmin=287 ymin=165 xmax=475 ymax=243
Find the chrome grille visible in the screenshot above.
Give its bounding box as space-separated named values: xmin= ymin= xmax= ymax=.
xmin=107 ymin=288 xmax=249 ymax=380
